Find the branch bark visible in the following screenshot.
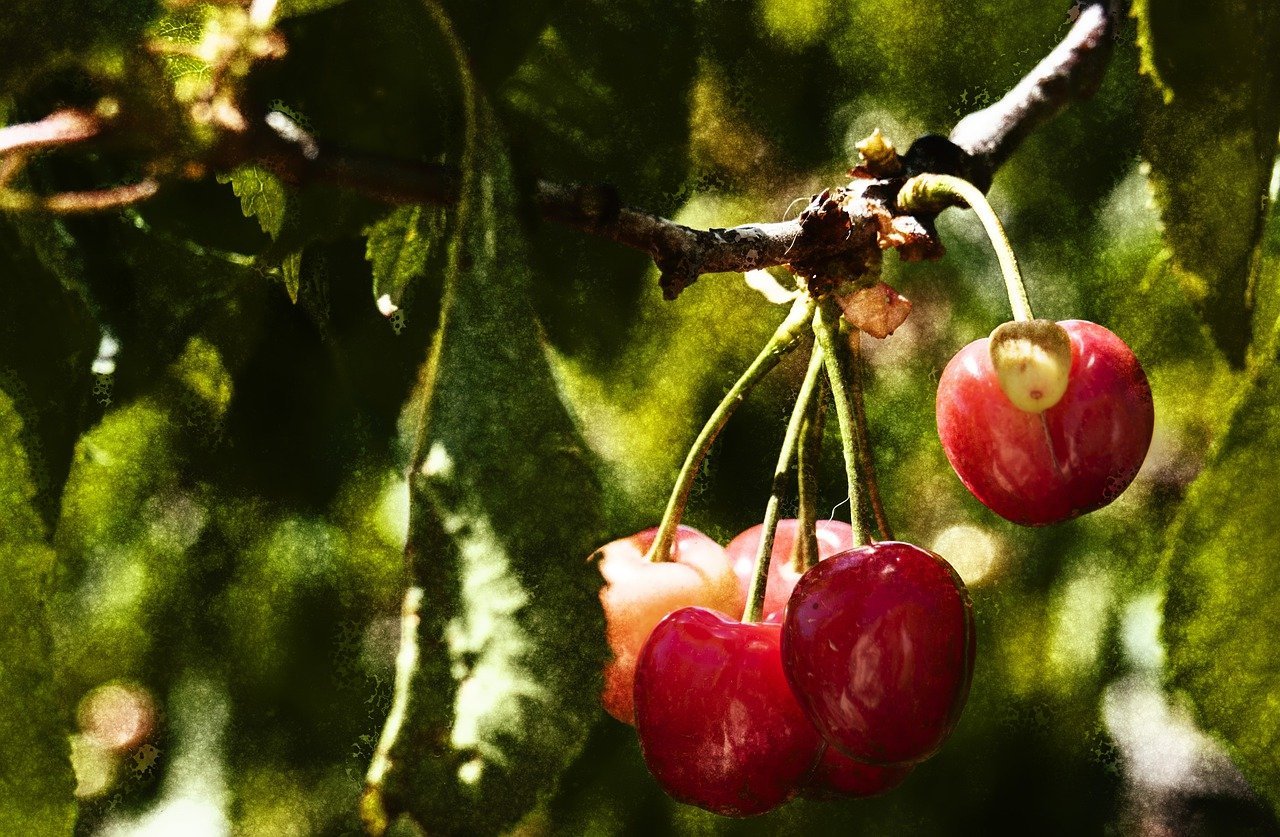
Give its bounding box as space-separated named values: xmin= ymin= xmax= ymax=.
xmin=242 ymin=0 xmax=1120 ymax=296
xmin=1 ymin=2 xmax=1119 ymax=295
xmin=949 ymin=1 xmax=1119 ymax=185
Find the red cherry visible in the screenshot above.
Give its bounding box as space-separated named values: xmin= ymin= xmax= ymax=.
xmin=728 ymin=519 xmax=854 ymax=623
xmin=595 ymin=526 xmax=740 ymax=724
xmin=782 ymin=542 xmax=976 ymax=766
xmin=801 ymin=742 xmax=913 ymax=800
xmin=633 ymin=607 xmax=822 ymax=816
xmin=936 ymin=319 xmax=1154 ymax=526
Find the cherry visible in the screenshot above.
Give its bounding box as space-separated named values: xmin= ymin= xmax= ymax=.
xmin=936 ymin=319 xmax=1154 ymax=526
xmin=727 ymin=519 xmax=854 ymax=623
xmin=594 ymin=525 xmax=741 ymax=724
xmin=782 ymin=541 xmax=975 ymax=766
xmin=633 ymin=607 xmax=821 ymax=816
xmin=802 ymin=742 xmax=913 ymax=800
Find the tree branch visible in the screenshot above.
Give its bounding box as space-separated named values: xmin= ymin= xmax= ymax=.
xmin=534 ymin=180 xmax=879 ymax=299
xmin=240 ymin=0 xmax=1120 ymax=296
xmin=1 ymin=2 xmax=1119 ymax=296
xmin=949 ymin=1 xmax=1119 ymax=185
xmin=0 ymin=108 xmax=104 ymax=156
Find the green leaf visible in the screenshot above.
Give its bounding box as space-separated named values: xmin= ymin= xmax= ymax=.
xmin=281 ymin=250 xmax=303 ymax=304
xmin=440 ymin=0 xmax=565 ymax=87
xmin=500 ymin=0 xmax=696 ymax=358
xmin=1163 ymin=324 xmax=1280 ymax=808
xmin=365 ymin=204 xmax=450 ymax=315
xmin=0 ymin=390 xmax=76 ymax=836
xmin=368 ymin=16 xmax=605 ymax=833
xmin=502 ymin=0 xmax=696 ymax=208
xmin=268 ymin=0 xmax=460 ymax=161
xmin=217 ymin=166 xmax=287 ymax=240
xmin=1135 ymin=0 xmax=1280 ymax=365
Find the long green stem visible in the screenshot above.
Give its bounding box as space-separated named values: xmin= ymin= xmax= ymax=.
xmin=899 ymin=173 xmax=1033 ymax=322
xmin=848 ymin=329 xmax=893 ymax=541
xmin=813 ymin=298 xmax=869 ymax=549
xmin=743 ymin=347 xmax=825 ymax=623
xmin=647 ymin=295 xmax=817 ymax=562
xmin=790 ymin=357 xmax=827 ymax=572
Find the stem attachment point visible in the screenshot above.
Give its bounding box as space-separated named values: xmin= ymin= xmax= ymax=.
xmin=898 ymin=173 xmax=1033 ymax=323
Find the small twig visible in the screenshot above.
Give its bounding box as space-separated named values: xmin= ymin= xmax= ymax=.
xmin=0 ymin=108 xmax=104 ymax=156
xmin=0 ymin=179 xmax=160 ymax=213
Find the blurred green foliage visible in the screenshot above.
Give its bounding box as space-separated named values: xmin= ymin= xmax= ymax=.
xmin=0 ymin=390 xmax=76 ymax=835
xmin=0 ymin=0 xmax=1276 ymax=834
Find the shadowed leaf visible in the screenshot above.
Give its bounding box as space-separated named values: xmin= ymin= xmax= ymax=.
xmin=365 ymin=204 xmax=450 ymax=317
xmin=1135 ymin=0 xmax=1280 ymax=365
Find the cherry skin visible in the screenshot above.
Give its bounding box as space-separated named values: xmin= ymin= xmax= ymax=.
xmin=782 ymin=542 xmax=976 ymax=767
xmin=936 ymin=319 xmax=1154 ymax=526
xmin=801 ymin=742 xmax=913 ymax=800
xmin=633 ymin=607 xmax=822 ymax=816
xmin=727 ymin=519 xmax=855 ymax=623
xmin=594 ymin=525 xmax=740 ymax=724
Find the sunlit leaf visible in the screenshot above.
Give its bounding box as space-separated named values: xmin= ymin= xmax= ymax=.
xmin=1135 ymin=0 xmax=1280 ymax=365
xmin=369 ymin=15 xmax=605 ymax=832
xmin=218 ymin=166 xmax=287 ymax=240
xmin=53 ymin=338 xmax=233 ymax=691
xmin=1163 ymin=321 xmax=1280 ymax=809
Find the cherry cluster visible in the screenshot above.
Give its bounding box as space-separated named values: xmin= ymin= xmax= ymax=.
xmin=587 ymin=157 xmax=1154 ymax=817
xmin=597 ymin=523 xmax=973 ymax=815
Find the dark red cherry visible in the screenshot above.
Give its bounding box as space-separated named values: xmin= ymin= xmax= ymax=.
xmin=633 ymin=607 xmax=821 ymax=816
xmin=936 ymin=319 xmax=1154 ymax=526
xmin=802 ymin=742 xmax=913 ymax=800
xmin=781 ymin=542 xmax=976 ymax=766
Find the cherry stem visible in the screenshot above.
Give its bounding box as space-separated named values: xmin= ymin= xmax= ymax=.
xmin=848 ymin=329 xmax=894 ymax=541
xmin=790 ymin=357 xmax=827 ymax=572
xmin=743 ymin=347 xmax=826 ymax=623
xmin=647 ymin=294 xmax=817 ymax=563
xmin=813 ymin=297 xmax=869 ymax=549
xmin=898 ymin=173 xmax=1033 ymax=322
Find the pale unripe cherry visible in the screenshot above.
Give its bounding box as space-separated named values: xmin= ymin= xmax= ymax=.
xmin=937 ymin=319 xmax=1154 ymax=525
xmin=594 ymin=526 xmax=740 ymax=724
xmin=987 ymin=319 xmax=1072 ymax=413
